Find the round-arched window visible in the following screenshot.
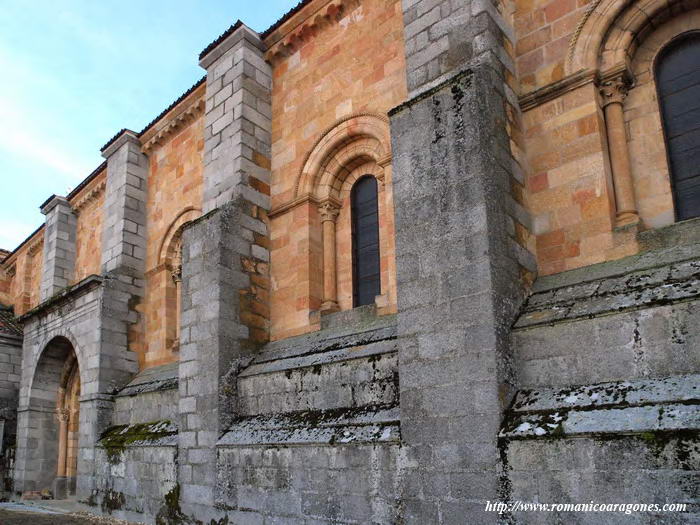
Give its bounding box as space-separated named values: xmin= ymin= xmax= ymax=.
xmin=656 ymin=32 xmax=700 ymax=221
xmin=351 ymin=176 xmax=381 ymax=307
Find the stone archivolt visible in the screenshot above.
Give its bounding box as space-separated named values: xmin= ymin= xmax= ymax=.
xmin=293 ymin=113 xmax=390 ymax=200
xmin=567 ymin=0 xmax=700 ymax=76
xmin=157 ymin=207 xmax=202 ymax=269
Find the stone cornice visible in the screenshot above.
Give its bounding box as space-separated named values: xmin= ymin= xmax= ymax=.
xmin=73 ymin=180 xmax=106 ymax=214
xmin=519 ymin=64 xmax=633 ymax=112
xmin=40 ymin=195 xmax=71 ymax=216
xmin=26 ymin=237 xmax=44 ymax=257
xmin=265 ymin=0 xmax=361 ymax=65
xmin=101 ymin=130 xmax=140 ymax=159
xmin=141 ymin=96 xmax=205 ymax=154
xmin=0 ymin=332 xmax=22 ymax=346
xmin=269 ymin=194 xmax=323 ymax=219
xmin=518 ymin=70 xmax=597 ymax=112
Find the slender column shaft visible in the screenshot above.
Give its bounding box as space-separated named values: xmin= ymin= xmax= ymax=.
xmin=600 ymin=77 xmax=639 ymax=226
xmin=56 ymin=409 xmax=69 ymax=477
xmin=320 ymin=201 xmax=341 ymax=311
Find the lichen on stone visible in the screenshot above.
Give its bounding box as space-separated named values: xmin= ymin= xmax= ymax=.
xmin=99 ymin=420 xmax=177 ymax=464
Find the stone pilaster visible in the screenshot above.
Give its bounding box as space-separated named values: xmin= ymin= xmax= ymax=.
xmin=390 ymin=64 xmax=526 ymax=523
xmin=76 ymin=393 xmax=115 ymax=499
xmin=100 ymin=130 xmax=149 ymax=278
xmin=98 ymin=130 xmax=146 ymax=390
xmin=39 ymin=196 xmax=76 ymax=302
xmin=401 ymin=0 xmax=516 ymax=97
xmin=199 ymin=22 xmax=272 ymax=214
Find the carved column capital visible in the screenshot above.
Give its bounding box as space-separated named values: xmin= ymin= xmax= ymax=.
xmin=56 ymin=408 xmax=70 ymax=423
xmin=599 ymin=77 xmax=630 ymax=107
xmin=319 ymin=201 xmax=341 ymax=223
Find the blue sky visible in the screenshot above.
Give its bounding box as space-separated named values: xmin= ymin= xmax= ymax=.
xmin=0 ymin=0 xmax=297 ymax=251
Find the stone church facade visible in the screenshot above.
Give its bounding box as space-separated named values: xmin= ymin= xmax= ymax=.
xmin=0 ymin=0 xmax=698 ymax=523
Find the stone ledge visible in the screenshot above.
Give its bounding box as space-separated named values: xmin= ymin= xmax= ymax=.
xmin=116 ymin=362 xmax=179 ymax=397
xmin=218 ymin=405 xmax=400 ymax=447
xmin=255 ymin=314 xmax=396 ymax=365
xmin=512 ymin=375 xmax=700 ymax=413
xmin=239 ymin=339 xmax=397 ymax=378
xmin=502 ymin=375 xmax=700 ymax=439
xmin=534 ymin=220 xmax=700 ymax=293
xmin=99 ymin=420 xmax=178 ymax=450
xmin=502 ymin=403 xmax=699 ymax=439
xmin=515 ymin=257 xmax=700 ymax=329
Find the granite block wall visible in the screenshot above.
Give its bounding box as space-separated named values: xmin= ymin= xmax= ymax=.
xmin=238 ymin=350 xmax=397 ymax=416
xmin=90 ymin=441 xmax=178 ymax=523
xmin=215 ymin=310 xmax=402 ymax=524
xmin=515 ymin=250 xmax=700 ymax=389
xmin=217 ymin=444 xmax=403 ymax=524
xmin=39 ymin=197 xmax=77 ymax=302
xmin=390 ymin=59 xmax=526 ymax=523
xmin=0 ymin=334 xmax=22 ymax=406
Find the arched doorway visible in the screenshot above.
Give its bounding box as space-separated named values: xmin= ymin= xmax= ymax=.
xmin=25 ymin=336 xmax=81 ymax=498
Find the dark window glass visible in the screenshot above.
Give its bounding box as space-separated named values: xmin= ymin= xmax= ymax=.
xmin=351 ymin=176 xmax=381 ymax=307
xmin=656 ymin=33 xmax=700 ymax=221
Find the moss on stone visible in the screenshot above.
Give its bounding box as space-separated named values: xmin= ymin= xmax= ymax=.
xmin=155 ymin=483 xmax=185 ymax=525
xmin=99 ymin=420 xmax=176 ymax=465
xmin=100 ymin=489 xmax=126 ymax=514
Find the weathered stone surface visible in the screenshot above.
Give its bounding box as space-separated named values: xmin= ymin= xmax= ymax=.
xmin=390 ymin=62 xmax=526 ymax=524
xmin=502 ymin=375 xmax=700 ymax=439
xmin=517 ymin=253 xmax=700 ymax=328
xmin=116 ymin=362 xmax=178 ymax=397
xmin=218 ymin=406 xmax=400 ymax=446
xmin=505 ymin=435 xmax=700 ymax=524
xmin=4 ymin=3 xmax=700 ymax=524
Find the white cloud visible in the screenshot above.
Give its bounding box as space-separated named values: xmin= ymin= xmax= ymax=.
xmin=0 ymin=50 xmax=94 ymax=182
xmin=0 ymin=101 xmax=93 ymax=180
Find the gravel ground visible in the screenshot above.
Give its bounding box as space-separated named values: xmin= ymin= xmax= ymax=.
xmin=0 ymin=508 xmax=134 ymax=524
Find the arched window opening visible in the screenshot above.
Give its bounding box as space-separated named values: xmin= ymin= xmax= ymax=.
xmin=351 ymin=176 xmax=381 ymax=307
xmin=656 ymin=32 xmax=700 ymax=221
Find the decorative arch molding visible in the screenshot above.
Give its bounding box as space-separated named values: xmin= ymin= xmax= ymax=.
xmin=158 ymin=207 xmax=202 ymax=267
xmin=275 ymin=113 xmax=395 ymax=318
xmin=566 ymin=0 xmax=700 ymax=76
xmin=28 ymin=331 xmax=87 ymax=401
xmin=294 ymin=113 xmax=391 ymax=201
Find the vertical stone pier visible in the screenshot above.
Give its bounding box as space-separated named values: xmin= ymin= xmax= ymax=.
xmin=392 ymin=1 xmax=529 ymax=523
xmin=177 ymin=21 xmax=272 ymax=520
xmin=39 ymin=196 xmax=76 ymax=302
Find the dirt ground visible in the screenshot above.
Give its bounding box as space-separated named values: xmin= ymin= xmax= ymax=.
xmin=0 ymin=508 xmax=132 ymax=524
